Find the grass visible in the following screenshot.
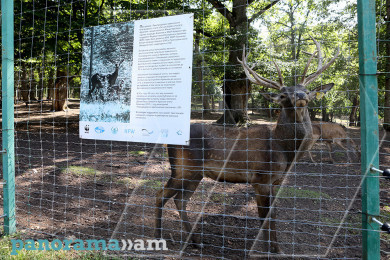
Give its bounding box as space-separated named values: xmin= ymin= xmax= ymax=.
xmin=62 ymin=166 xmax=103 ymax=178
xmin=113 ymin=177 xmax=133 ymax=185
xmin=276 ymin=187 xmax=331 ymax=200
xmin=380 ymin=206 xmax=390 ymax=240
xmin=320 ymin=214 xmax=361 ymax=235
xmin=335 ymin=151 xmax=345 ymax=157
xmin=382 ymin=206 xmax=390 ymax=217
xmin=128 ymin=151 xmax=147 ymax=156
xmin=210 ymin=193 xmax=234 ymax=205
xmin=138 ymin=179 xmax=163 ymax=190
xmin=0 ymin=234 xmax=121 ymax=259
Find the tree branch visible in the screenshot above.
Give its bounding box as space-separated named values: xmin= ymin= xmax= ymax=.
xmin=206 ymin=0 xmax=235 ymax=25
xmin=94 ymin=0 xmax=105 ymax=16
xmin=275 ymin=21 xmax=290 ymax=28
xmin=248 ymin=0 xmax=280 ymax=24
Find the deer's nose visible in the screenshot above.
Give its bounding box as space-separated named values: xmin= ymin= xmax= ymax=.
xmin=296 ymin=92 xmax=306 ymax=100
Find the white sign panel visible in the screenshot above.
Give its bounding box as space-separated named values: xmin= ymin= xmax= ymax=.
xmin=79 ymin=14 xmax=193 ymax=145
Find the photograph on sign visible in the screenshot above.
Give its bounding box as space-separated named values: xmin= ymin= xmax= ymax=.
xmin=79 ymin=14 xmax=193 ymax=145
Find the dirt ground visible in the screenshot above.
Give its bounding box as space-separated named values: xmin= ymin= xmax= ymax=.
xmin=3 ymin=100 xmax=390 ymax=259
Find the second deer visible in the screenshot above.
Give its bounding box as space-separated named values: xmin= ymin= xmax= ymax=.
xmin=88 ymin=60 xmax=124 ymax=100
xmin=307 ymin=122 xmax=359 ymax=163
xmin=155 ymin=36 xmax=340 ymax=254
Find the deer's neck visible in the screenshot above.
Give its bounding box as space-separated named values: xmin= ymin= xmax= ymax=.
xmin=273 ymin=108 xmax=313 ymax=159
xmin=108 ymin=68 xmax=119 ymax=84
xmin=111 ymin=69 xmax=118 ymax=78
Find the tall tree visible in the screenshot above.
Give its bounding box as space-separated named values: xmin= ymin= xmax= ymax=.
xmin=204 ymin=0 xmax=280 ymax=125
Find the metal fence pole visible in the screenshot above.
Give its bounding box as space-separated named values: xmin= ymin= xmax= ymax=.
xmin=357 ymin=0 xmax=380 ymax=259
xmin=1 ymin=0 xmax=16 ymax=235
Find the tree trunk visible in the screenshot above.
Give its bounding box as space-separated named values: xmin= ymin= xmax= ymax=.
xmin=20 ymin=69 xmax=30 ymax=106
xmin=384 ymin=0 xmax=390 ymax=131
xmin=309 ymin=108 xmax=317 ymax=121
xmin=322 ymin=108 xmax=329 ymax=122
xmin=349 ymin=95 xmax=359 ymax=126
xmin=37 ymin=66 xmax=44 ymax=102
xmin=212 ymin=0 xmax=250 ymax=125
xmin=207 ymin=0 xmax=278 ymax=125
xmin=217 ymin=78 xmax=251 ymax=125
xmin=52 ymin=70 xmax=68 ymax=111
xmin=216 ymin=24 xmax=250 ymax=125
xmin=47 ymin=69 xmax=55 ymax=100
xmin=195 ymin=36 xmax=210 ymax=114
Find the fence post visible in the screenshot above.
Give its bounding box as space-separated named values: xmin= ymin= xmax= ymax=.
xmin=357 ymin=0 xmax=380 ymax=259
xmin=1 ymin=0 xmax=16 ymax=234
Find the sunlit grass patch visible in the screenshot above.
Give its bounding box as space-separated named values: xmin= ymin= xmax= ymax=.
xmin=381 ymin=206 xmax=390 ymax=239
xmin=320 ymin=215 xmax=361 ymax=235
xmin=276 ymin=187 xmax=331 ymax=200
xmin=128 ymin=151 xmax=148 ymax=156
xmin=62 ymin=166 xmax=103 ymax=178
xmin=138 ymin=179 xmax=163 ymax=190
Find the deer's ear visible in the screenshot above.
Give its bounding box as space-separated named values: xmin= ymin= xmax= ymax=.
xmin=308 ymin=83 xmax=334 ymax=100
xmin=261 ymin=92 xmax=281 ymax=103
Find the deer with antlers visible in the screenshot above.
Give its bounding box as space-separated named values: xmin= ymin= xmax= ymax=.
xmin=155 ymin=36 xmax=340 ymax=253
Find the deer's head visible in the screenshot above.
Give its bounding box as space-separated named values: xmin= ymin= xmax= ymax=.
xmin=114 ymin=59 xmax=125 ymax=69
xmin=238 ymin=36 xmax=340 ymax=122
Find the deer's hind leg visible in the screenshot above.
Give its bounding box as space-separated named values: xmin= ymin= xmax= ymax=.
xmin=326 ymin=142 xmax=335 ymax=163
xmin=155 ymin=177 xmax=180 ymax=239
xmin=155 ymin=165 xmax=203 ymax=244
xmin=335 ymin=139 xmax=353 ymax=163
xmin=173 ymin=176 xmax=202 ymax=245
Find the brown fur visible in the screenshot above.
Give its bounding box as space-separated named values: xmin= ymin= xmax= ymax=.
xmin=155 ymin=84 xmax=335 ymax=253
xmin=307 ymin=122 xmax=359 ymax=163
xmin=155 ymin=38 xmax=340 ymax=254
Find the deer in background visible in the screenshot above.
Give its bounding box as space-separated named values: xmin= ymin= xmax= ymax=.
xmin=155 ymin=36 xmax=340 ymax=254
xmin=107 ymin=80 xmax=124 ymax=100
xmin=307 ymin=122 xmax=359 ymax=164
xmin=88 ymin=59 xmax=124 ymax=100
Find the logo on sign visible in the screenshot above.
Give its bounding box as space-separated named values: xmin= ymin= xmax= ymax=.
xmin=125 ymin=129 xmax=135 ymax=135
xmin=111 ymin=127 xmax=118 ymax=135
xmin=95 ymin=126 xmax=105 ymax=134
xmin=142 ymin=129 xmax=154 ymax=136
xmin=84 ymin=125 xmax=90 ymax=134
xmin=161 ymin=129 xmax=168 ymax=138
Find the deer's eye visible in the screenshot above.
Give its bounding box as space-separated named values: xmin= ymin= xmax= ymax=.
xmin=279 ymin=94 xmax=287 ymax=99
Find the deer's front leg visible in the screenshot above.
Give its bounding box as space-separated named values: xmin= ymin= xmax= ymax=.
xmin=252 ymin=183 xmax=281 ymax=254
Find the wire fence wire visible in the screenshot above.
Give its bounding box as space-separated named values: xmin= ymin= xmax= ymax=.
xmin=4 ymin=0 xmax=389 ymax=259
xmin=378 ymin=0 xmax=390 ymax=258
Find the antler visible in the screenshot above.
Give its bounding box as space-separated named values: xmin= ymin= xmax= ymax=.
xmin=237 ymin=45 xmax=283 ymax=90
xmin=300 ymin=35 xmax=340 ymax=86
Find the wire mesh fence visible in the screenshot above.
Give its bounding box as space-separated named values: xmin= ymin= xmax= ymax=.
xmin=2 ymin=0 xmax=389 ymax=258
xmin=377 ymin=0 xmax=390 ymax=257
